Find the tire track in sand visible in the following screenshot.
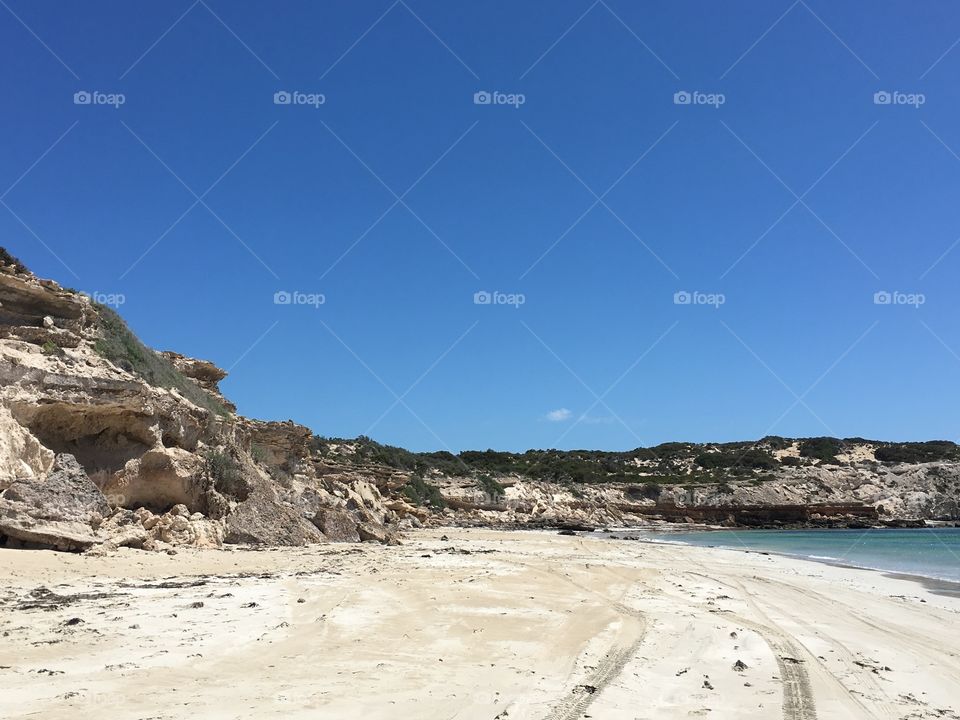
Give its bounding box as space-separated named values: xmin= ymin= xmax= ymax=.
xmin=499 ymin=549 xmax=647 ymax=720
xmin=540 ymin=614 xmax=645 ymax=720
xmin=685 ymin=570 xmax=821 ymax=720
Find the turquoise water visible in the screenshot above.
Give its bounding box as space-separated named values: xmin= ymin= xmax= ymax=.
xmin=646 ymin=528 xmax=960 ymax=583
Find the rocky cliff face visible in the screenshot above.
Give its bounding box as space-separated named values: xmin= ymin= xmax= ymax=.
xmin=0 ymin=256 xmax=401 ymax=552
xmin=425 ymin=460 xmax=960 ymax=530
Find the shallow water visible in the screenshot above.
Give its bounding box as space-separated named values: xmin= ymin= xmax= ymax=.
xmin=639 ymin=527 xmax=960 ymax=583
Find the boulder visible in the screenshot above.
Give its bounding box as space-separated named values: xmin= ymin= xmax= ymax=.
xmin=356 ymin=521 xmax=398 ymax=545
xmin=2 ymin=453 xmax=109 ymax=518
xmin=0 ymin=453 xmax=109 ymax=551
xmin=224 ymin=493 xmax=324 ymax=545
xmin=313 ymin=508 xmax=360 ymax=543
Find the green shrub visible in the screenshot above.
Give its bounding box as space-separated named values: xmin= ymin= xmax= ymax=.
xmin=695 ymin=448 xmax=776 ymax=470
xmin=41 ymin=340 xmax=62 ymax=355
xmin=403 ymin=472 xmax=446 ymax=509
xmin=93 ymin=304 xmax=227 ymax=416
xmin=799 ymin=437 xmax=843 ymax=464
xmin=477 ymin=474 xmax=505 ymax=500
xmin=779 ymin=456 xmax=802 ymax=467
xmin=651 ymin=442 xmax=697 ymax=458
xmin=205 ymin=449 xmax=250 ymax=499
xmin=875 ymin=442 xmax=959 ymax=464
xmin=250 ymin=444 xmax=267 ymax=464
xmin=760 ymin=435 xmax=792 ymax=450
xmin=0 ymin=246 xmax=28 ymax=273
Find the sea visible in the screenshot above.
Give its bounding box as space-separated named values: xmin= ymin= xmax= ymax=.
xmin=635 ymin=528 xmax=960 ymax=584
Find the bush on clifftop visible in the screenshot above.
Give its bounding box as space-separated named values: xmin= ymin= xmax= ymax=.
xmin=93 ymin=304 xmax=228 ymax=416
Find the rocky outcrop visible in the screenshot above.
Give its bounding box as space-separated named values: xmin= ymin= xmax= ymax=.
xmin=0 ymin=270 xmax=88 ymax=331
xmin=225 ymin=492 xmax=324 ymax=545
xmin=159 ymin=351 xmax=235 ymax=412
xmin=421 ymin=462 xmax=960 ymax=530
xmin=626 ymin=501 xmax=880 ymax=528
xmin=0 ymin=454 xmax=108 ymax=550
xmin=0 ymin=256 xmax=399 ymax=552
xmin=244 ymin=419 xmax=313 ymax=469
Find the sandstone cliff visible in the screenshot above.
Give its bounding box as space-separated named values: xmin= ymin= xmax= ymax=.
xmin=0 ymin=253 xmax=401 ymax=552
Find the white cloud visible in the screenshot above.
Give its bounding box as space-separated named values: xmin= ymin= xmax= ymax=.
xmin=545 ymin=408 xmax=572 ymax=422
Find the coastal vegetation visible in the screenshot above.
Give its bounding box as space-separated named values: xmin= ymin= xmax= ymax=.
xmin=311 ymin=434 xmax=960 ymax=485
xmin=0 ymin=247 xmax=27 ymax=273
xmin=402 ymin=471 xmax=446 ymax=509
xmin=93 ymin=304 xmax=228 ymax=416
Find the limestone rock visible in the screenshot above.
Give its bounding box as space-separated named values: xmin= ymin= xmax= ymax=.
xmin=3 ymin=453 xmax=109 ymax=518
xmin=0 ymin=270 xmax=86 ymax=330
xmin=313 ymin=508 xmax=360 ymax=543
xmin=0 ymin=405 xmax=54 ymax=490
xmin=356 ymin=521 xmax=397 ymax=544
xmin=225 ymin=493 xmax=324 ymax=545
xmin=152 ymin=508 xmax=224 ymax=547
xmin=159 ymin=351 xmax=235 ymax=412
xmin=244 ymin=419 xmax=313 ymax=470
xmin=0 ymin=453 xmax=108 ymax=551
xmin=105 ymin=448 xmax=209 ymax=513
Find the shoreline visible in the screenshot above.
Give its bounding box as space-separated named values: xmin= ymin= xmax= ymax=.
xmin=606 ymin=526 xmax=960 ymax=593
xmin=2 ymin=528 xmax=959 ymax=719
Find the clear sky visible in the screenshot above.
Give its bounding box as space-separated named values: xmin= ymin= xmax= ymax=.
xmin=2 ymin=1 xmax=959 ymax=452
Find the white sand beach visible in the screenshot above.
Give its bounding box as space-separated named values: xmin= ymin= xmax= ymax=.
xmin=2 ymin=529 xmax=958 ymax=720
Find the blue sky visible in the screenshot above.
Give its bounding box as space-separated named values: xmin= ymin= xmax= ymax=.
xmin=2 ymin=1 xmax=960 ymax=452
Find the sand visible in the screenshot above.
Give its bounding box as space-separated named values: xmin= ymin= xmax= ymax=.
xmin=1 ymin=529 xmax=958 ymax=720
